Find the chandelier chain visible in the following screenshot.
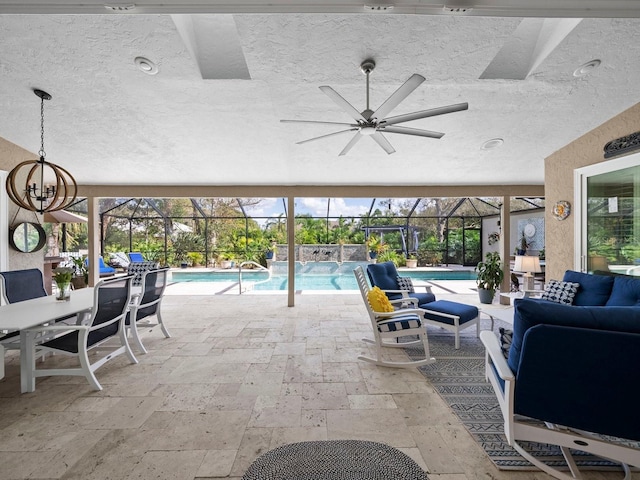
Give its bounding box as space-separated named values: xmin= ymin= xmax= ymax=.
xmin=39 ymin=95 xmax=46 ymax=158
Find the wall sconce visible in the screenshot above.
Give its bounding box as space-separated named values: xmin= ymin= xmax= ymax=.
xmin=5 ymin=89 xmax=77 ymax=214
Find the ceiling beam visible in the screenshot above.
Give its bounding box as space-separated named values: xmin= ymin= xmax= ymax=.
xmin=2 ymin=0 xmax=640 ymax=17
xmin=78 ymin=184 xmax=544 ymax=198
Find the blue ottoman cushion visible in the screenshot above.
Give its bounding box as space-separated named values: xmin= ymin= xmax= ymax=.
xmin=422 ymin=300 xmax=478 ymax=326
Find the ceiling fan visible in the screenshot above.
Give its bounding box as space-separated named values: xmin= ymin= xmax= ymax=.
xmin=281 ymin=59 xmax=468 ymax=156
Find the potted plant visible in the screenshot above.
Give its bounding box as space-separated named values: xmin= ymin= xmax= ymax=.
xmin=406 ymin=254 xmax=418 ymax=268
xmin=53 ymin=267 xmax=73 ymax=301
xmin=366 ymin=236 xmax=381 ymax=260
xmin=71 ymin=256 xmax=88 ymax=289
xmin=475 ymin=251 xmax=504 ymax=304
xmin=517 ymin=233 xmax=529 ymax=255
xmin=265 ymin=241 xmax=276 ymax=260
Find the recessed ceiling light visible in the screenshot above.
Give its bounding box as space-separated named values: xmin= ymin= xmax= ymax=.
xmin=573 ymin=59 xmax=601 ymax=77
xmin=481 ymin=138 xmax=504 ymax=150
xmin=134 ymin=56 xmax=158 ymax=75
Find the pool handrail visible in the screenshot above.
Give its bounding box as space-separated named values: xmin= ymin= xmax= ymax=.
xmin=238 ymin=261 xmax=271 ymax=294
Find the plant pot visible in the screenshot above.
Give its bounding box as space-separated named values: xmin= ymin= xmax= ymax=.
xmin=516 ymin=249 xmax=526 ymax=255
xmin=369 ymin=251 xmax=377 ymax=259
xmin=180 ymin=262 xmax=189 ymax=269
xmin=478 ymin=288 xmax=495 ymax=304
xmin=406 ymin=259 xmax=417 ymax=268
xmin=71 ymin=277 xmax=87 ymax=289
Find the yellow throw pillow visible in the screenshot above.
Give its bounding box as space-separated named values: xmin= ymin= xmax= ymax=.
xmin=367 ymin=286 xmax=394 ymax=313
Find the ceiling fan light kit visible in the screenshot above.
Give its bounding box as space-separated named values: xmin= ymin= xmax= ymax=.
xmin=281 ymin=59 xmax=468 ymax=155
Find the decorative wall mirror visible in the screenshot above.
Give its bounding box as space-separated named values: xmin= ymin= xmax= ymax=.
xmin=9 ymin=222 xmax=46 ymax=253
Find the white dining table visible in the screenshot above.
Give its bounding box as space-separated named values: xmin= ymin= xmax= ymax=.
xmin=0 ymin=288 xmax=95 ymax=393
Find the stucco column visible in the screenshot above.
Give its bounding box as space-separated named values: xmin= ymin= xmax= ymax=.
xmin=287 ymin=196 xmax=295 ymax=307
xmin=500 ymin=196 xmax=511 ymax=305
xmin=87 ymin=196 xmax=100 ymax=287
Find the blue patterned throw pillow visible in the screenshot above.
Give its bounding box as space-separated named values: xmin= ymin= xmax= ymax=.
xmin=541 ymin=279 xmax=579 ymax=305
xmin=499 ymin=327 xmax=513 ymax=359
xmin=396 ymin=276 xmax=415 ymax=293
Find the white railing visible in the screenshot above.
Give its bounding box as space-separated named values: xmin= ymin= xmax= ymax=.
xmin=238 ymin=261 xmax=271 ymax=294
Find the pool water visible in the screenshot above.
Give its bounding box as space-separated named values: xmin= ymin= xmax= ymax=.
xmin=171 ymin=262 xmax=476 ymax=291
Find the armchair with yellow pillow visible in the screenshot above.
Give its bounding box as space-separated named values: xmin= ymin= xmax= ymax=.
xmin=354 ymin=267 xmax=435 ymax=368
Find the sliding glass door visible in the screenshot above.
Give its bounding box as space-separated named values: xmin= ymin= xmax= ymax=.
xmin=575 ymin=153 xmax=640 ymax=274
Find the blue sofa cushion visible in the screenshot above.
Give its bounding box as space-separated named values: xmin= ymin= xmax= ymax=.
xmin=514 ymin=324 xmax=640 ymax=441
xmin=508 ymin=298 xmax=640 ymax=373
xmin=422 ymin=300 xmax=478 ymax=326
xmin=562 ymin=270 xmax=613 ymax=306
xmin=606 ymin=275 xmax=640 ymax=306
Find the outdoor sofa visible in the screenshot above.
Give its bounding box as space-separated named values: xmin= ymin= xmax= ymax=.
xmin=480 ymin=269 xmax=640 ymax=479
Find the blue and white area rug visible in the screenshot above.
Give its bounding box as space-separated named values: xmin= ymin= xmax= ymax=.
xmin=405 ymin=317 xmax=631 ymax=472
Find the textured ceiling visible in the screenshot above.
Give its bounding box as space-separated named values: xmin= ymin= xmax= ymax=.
xmin=0 ymin=8 xmax=639 ymax=187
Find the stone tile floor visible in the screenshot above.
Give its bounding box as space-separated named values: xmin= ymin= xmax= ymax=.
xmin=0 ymin=283 xmax=633 ymax=479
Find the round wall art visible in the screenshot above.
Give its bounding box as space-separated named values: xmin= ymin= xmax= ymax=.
xmin=553 ymin=200 xmax=571 ymax=220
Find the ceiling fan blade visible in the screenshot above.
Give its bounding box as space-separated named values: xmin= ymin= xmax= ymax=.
xmin=381 ymin=125 xmax=444 ymax=139
xmin=296 ymin=128 xmax=358 ymax=145
xmin=338 ymin=132 xmax=363 ymax=156
xmin=380 ymin=102 xmax=469 ymax=127
xmin=319 ymin=86 xmax=366 ymax=122
xmin=371 ymin=132 xmax=396 ymax=155
xmin=372 ymin=73 xmax=425 ymax=121
xmin=281 ymin=119 xmax=358 ymax=127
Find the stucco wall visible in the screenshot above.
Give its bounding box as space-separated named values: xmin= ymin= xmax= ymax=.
xmin=545 ymin=102 xmax=640 ymax=281
xmin=0 ymin=137 xmax=45 ymax=271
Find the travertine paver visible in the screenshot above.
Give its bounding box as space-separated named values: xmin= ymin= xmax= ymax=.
xmin=0 ymin=287 xmax=630 ymax=479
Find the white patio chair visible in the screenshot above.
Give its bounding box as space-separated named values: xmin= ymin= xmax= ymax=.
xmin=25 ymin=275 xmax=138 ymax=391
xmin=126 ymin=267 xmax=170 ymax=353
xmin=354 ymin=266 xmax=435 ymax=368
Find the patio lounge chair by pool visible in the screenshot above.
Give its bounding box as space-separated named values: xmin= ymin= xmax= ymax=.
xmin=128 ymin=252 xmax=145 ymax=263
xmin=85 ymin=257 xmax=116 ymax=277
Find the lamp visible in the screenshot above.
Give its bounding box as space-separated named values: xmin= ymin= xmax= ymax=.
xmin=514 ymin=255 xmax=541 ymax=291
xmin=5 ymin=89 xmax=77 ymax=214
xmin=588 ymin=255 xmax=609 ymax=273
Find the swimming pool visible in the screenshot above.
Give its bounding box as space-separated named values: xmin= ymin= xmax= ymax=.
xmin=170 ymin=261 xmax=476 ymax=291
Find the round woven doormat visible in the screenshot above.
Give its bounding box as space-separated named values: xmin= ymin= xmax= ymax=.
xmin=242 ymin=439 xmax=429 ymax=479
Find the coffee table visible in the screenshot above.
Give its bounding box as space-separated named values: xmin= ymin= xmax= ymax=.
xmin=480 ymin=306 xmax=514 ymax=330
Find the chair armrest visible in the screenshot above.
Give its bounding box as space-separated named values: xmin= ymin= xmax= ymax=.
xmin=390 ymin=297 xmax=419 ymax=308
xmin=375 ymin=308 xmax=423 ymax=320
xmin=26 ymin=324 xmax=90 ymax=333
xmin=422 ymin=286 xmax=433 ymax=294
xmin=381 ymin=289 xmax=409 ymax=296
xmin=129 ymin=292 xmax=142 ymax=305
xmin=479 ymin=331 xmax=514 ymax=381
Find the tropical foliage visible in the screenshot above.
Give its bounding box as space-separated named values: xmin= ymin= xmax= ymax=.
xmin=45 ymin=196 xmax=514 ymax=268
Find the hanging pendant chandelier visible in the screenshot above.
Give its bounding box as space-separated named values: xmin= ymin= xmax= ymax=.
xmin=6 ymin=89 xmax=77 ymax=214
